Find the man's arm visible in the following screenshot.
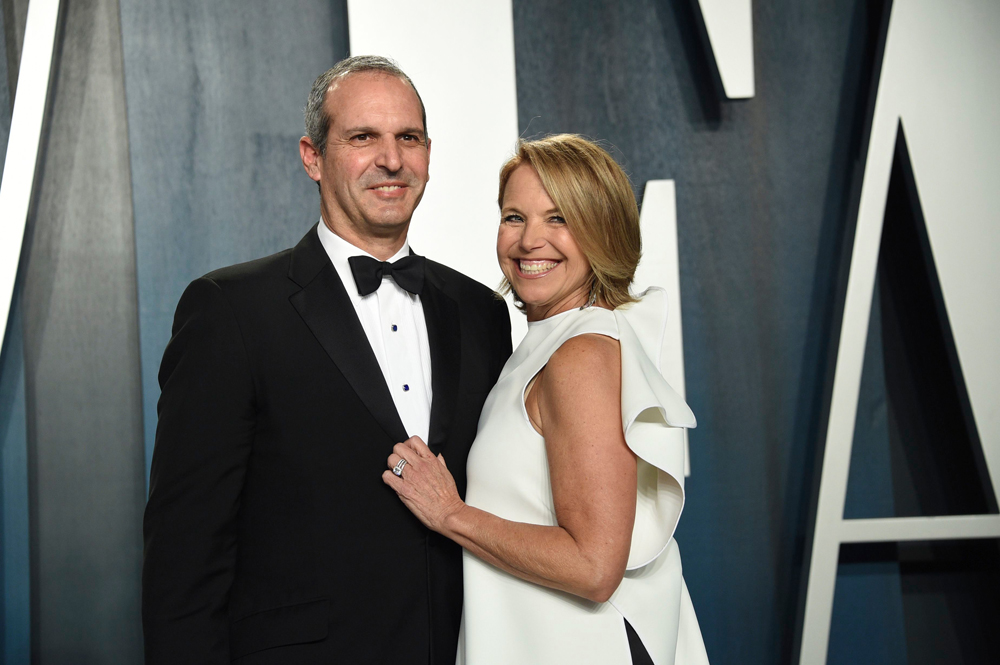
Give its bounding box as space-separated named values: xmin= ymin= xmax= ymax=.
xmin=489 ymin=296 xmax=513 ymax=381
xmin=143 ymin=277 xmax=256 ymax=664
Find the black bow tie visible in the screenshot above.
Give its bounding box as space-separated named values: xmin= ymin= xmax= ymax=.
xmin=348 ymin=254 xmax=425 ymax=297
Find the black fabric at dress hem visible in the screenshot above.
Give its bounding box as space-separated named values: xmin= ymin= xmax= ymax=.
xmin=625 ymin=618 xmax=654 ymax=665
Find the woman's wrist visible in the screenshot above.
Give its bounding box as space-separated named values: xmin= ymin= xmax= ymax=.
xmin=439 ymin=500 xmax=472 ymax=541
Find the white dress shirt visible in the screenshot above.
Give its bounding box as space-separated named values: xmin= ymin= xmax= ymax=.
xmin=317 ymin=222 xmax=433 ymax=442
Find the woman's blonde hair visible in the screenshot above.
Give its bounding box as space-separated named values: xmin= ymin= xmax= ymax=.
xmin=497 ymin=134 xmax=641 ymax=310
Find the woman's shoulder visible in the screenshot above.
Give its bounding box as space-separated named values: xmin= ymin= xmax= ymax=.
xmin=550 ymin=330 xmax=620 ymax=361
xmin=545 ymin=330 xmax=621 ymax=391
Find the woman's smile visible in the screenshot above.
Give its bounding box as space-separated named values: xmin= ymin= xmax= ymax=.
xmin=516 ymin=259 xmax=561 ymax=276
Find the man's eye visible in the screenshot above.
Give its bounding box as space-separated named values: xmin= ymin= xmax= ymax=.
xmin=353 ymin=134 xmax=370 ymax=142
xmin=400 ymin=134 xmax=417 ymax=142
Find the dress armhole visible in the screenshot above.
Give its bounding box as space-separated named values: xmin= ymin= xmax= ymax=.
xmin=522 ymin=372 xmax=543 ymax=435
xmin=518 ymin=329 xmax=621 ymax=437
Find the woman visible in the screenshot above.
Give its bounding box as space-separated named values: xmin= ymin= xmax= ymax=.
xmin=383 ymin=135 xmax=708 ymax=664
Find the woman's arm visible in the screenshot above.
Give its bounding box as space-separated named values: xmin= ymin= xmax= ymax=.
xmin=383 ymin=333 xmax=636 ymax=603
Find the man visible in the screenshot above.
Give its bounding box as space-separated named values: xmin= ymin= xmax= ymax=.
xmin=142 ymin=56 xmax=512 ymax=664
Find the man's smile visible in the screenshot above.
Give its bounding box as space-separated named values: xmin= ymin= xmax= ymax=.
xmin=367 ymin=181 xmax=410 ymax=199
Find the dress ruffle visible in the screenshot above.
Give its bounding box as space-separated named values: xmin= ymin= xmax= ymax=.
xmin=610 ymin=289 xmax=709 ymax=664
xmin=614 ymin=288 xmax=696 ymax=570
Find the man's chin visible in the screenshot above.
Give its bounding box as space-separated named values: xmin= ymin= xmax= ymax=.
xmin=360 ymin=213 xmax=415 ymax=236
xmin=364 ymin=206 xmax=418 ymax=227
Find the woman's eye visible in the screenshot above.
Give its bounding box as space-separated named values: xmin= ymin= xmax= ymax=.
xmin=549 ymin=216 xmax=566 ymax=224
xmin=502 ymin=214 xmax=524 ymax=224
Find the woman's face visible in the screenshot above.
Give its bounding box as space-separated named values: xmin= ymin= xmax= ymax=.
xmin=497 ymin=164 xmax=592 ymax=321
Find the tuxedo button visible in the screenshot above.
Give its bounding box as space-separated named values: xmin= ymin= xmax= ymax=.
xmin=403 ymin=384 xmax=410 ymax=391
xmin=391 ymin=324 xmax=398 ymax=331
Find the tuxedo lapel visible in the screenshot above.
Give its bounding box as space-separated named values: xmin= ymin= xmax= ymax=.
xmin=288 ymin=227 xmax=408 ymax=444
xmin=421 ymin=267 xmax=461 ymax=452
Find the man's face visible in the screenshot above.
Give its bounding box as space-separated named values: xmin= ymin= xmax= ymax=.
xmin=301 ymin=72 xmax=430 ymax=246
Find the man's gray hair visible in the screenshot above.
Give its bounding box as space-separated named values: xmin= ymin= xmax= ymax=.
xmin=304 ymin=55 xmax=428 ymax=155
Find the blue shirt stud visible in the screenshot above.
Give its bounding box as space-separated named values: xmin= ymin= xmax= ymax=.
xmin=403 ymin=384 xmax=409 ymax=392
xmin=391 ymin=324 xmax=398 ymax=332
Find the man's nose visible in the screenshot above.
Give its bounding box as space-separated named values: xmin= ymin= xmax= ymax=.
xmin=375 ymin=137 xmax=403 ymax=172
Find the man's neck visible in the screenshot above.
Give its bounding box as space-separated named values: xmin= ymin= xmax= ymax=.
xmin=321 ymin=216 xmax=407 ymax=261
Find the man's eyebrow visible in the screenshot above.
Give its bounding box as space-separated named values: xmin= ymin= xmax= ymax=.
xmin=340 ymin=126 xmax=426 ymax=139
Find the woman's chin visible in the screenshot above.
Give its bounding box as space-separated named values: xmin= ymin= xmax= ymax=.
xmin=516 ymin=290 xmax=551 ymax=310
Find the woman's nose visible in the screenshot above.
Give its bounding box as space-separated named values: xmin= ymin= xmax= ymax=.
xmin=518 ymin=219 xmax=545 ymax=250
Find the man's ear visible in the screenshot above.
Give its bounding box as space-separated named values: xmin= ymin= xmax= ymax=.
xmin=299 ymin=136 xmax=322 ymax=182
xmin=425 ymin=137 xmax=431 ymax=182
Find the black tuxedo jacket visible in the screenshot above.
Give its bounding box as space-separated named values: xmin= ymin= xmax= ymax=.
xmin=142 ymin=226 xmax=512 ymax=664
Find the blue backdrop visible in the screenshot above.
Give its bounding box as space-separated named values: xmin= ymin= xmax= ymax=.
xmin=1 ymin=0 xmax=996 ymax=662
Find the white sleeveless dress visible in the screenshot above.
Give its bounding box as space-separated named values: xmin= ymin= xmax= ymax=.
xmin=458 ymin=288 xmax=709 ymax=665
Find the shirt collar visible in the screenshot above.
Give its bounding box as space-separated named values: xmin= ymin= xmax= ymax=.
xmin=316 ymin=220 xmax=410 ymax=292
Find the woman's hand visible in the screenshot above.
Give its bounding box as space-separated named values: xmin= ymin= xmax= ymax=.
xmin=383 ymin=436 xmax=466 ymax=534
